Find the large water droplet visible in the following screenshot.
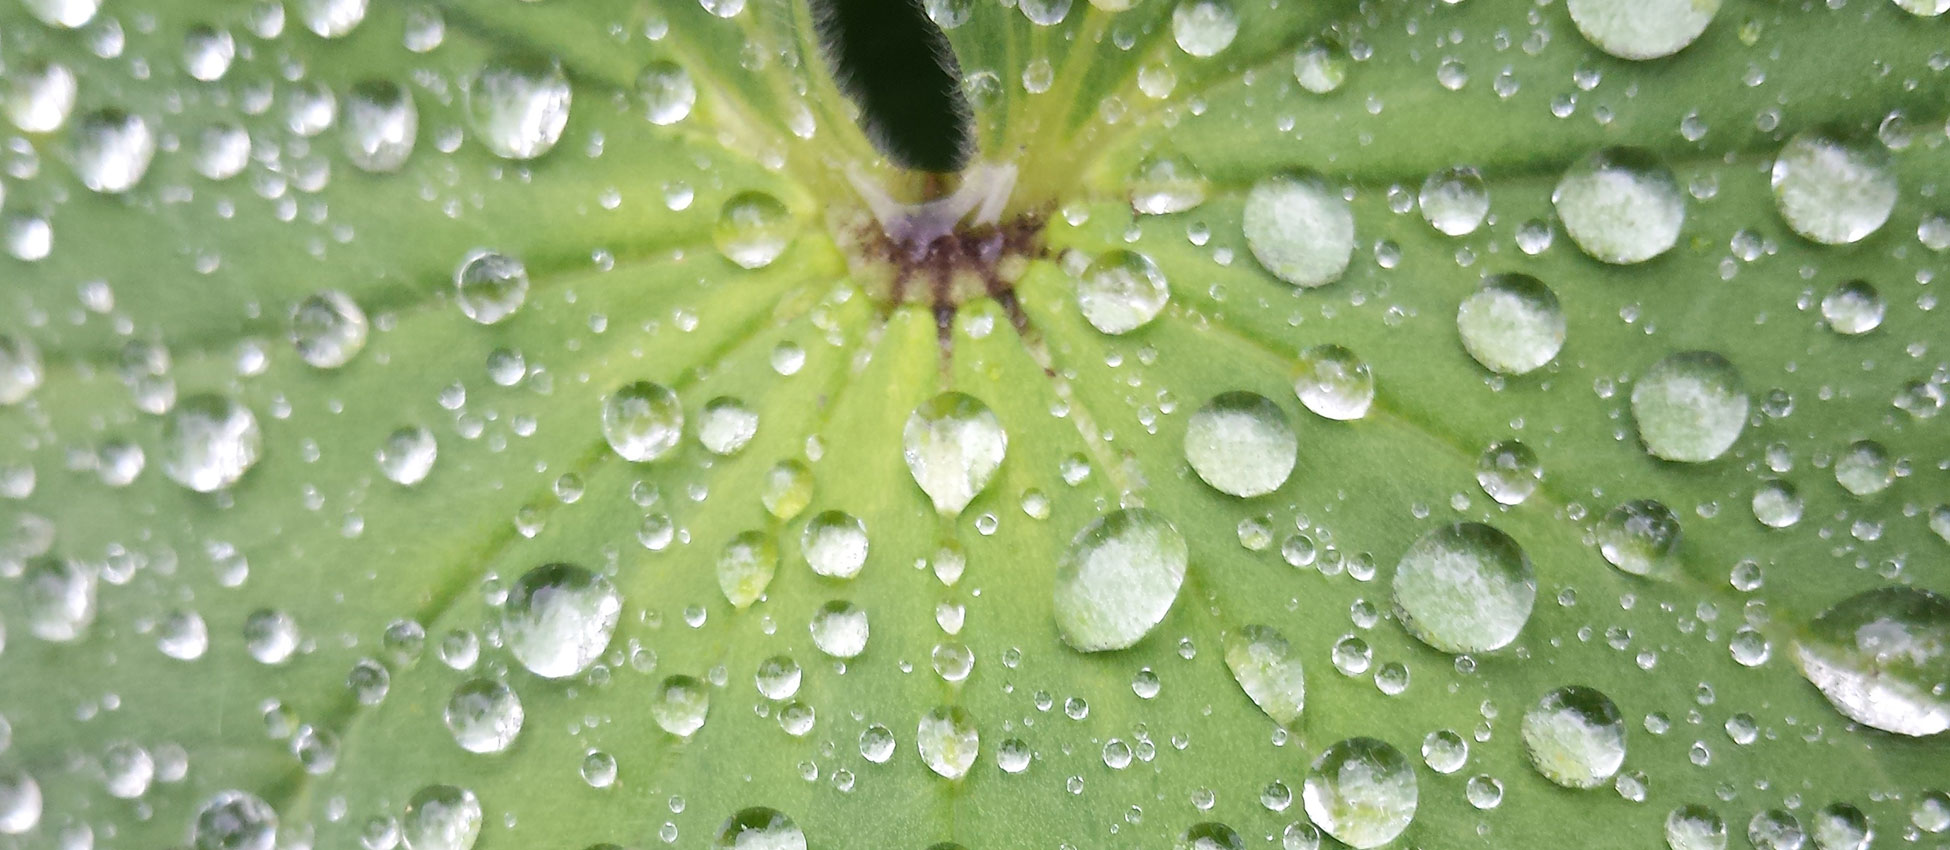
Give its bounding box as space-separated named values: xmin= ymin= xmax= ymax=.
xmin=762 ymin=460 xmax=814 ymax=520
xmin=343 ymin=80 xmax=418 ymax=173
xmin=20 ymin=0 xmax=98 ymax=28
xmin=4 ymin=60 xmax=77 ymax=133
xmin=1631 ymin=351 xmax=1747 ymax=463
xmin=809 ymin=600 xmax=869 ymax=658
xmin=1184 ymin=391 xmax=1296 ymax=498
xmin=298 ymin=0 xmax=367 ymax=37
xmin=466 ymin=58 xmax=570 ymax=160
xmin=1476 ymin=439 xmax=1542 ymax=506
xmin=1171 ymin=0 xmax=1238 ymax=57
xmin=1302 ymin=738 xmax=1417 ymax=849
xmin=1053 ymin=508 xmax=1188 ymax=652
xmin=1596 ymin=499 xmax=1682 ymax=576
xmin=192 ymin=790 xmax=277 ymax=850
xmin=1793 ymin=586 xmax=1949 ymax=736
xmin=1819 ymin=280 xmax=1884 ymax=336
xmin=917 ymin=706 xmax=979 ymax=779
xmin=1771 ymin=129 xmax=1897 ymax=245
xmin=1293 ymin=344 xmax=1373 ymax=421
xmin=70 ymin=109 xmax=155 ymax=194
xmin=24 ymin=557 xmax=94 ymax=642
xmin=0 ymin=335 xmax=45 ymax=405
xmin=163 ymin=395 xmax=263 ymax=493
xmin=402 ymin=785 xmax=481 ymax=850
xmin=1567 ymin=0 xmax=1721 ymax=59
xmin=501 ymin=563 xmax=621 ymax=679
xmin=1077 ymin=249 xmax=1169 ymax=335
xmin=1457 ymin=274 xmax=1565 ymax=375
xmin=445 ymin=678 xmax=523 ymax=754
xmin=715 ymin=191 xmax=793 ymax=269
xmin=1224 ymin=625 xmax=1306 ymax=727
xmin=903 ymin=392 xmax=1007 ymax=516
xmin=1666 ymin=805 xmax=1729 ymax=850
xmin=1130 ymin=153 xmax=1207 ymax=215
xmin=602 ymin=381 xmax=684 ymax=462
xmin=1392 ymin=522 xmax=1536 ymax=654
xmin=1419 ymin=166 xmax=1489 ymax=236
xmin=717 ymin=531 xmax=778 ymax=609
xmin=378 ymin=426 xmax=438 ymax=486
xmin=1553 ymin=147 xmax=1683 ymax=264
xmin=1521 ymin=685 xmax=1627 ymax=789
xmin=697 ymin=397 xmax=759 ymax=456
xmin=651 ymin=674 xmax=710 ymax=736
xmin=638 ymin=61 xmax=696 ymax=125
xmin=802 ymin=510 xmax=869 ymax=579
xmin=453 ymin=251 xmax=529 ymax=325
xmin=289 ymin=290 xmax=369 ymax=368
xmin=1811 ymin=803 xmax=1872 ymax=850
xmin=716 ymin=807 xmax=804 ymax=850
xmin=1244 ymin=173 xmax=1355 ymax=288
xmin=0 ymin=772 xmax=40 ymax=835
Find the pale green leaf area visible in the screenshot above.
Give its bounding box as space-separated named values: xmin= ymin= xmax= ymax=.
xmin=1 ymin=0 xmax=1948 ymax=848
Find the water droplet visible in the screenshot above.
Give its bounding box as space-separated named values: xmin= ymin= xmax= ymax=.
xmin=1457 ymin=274 xmax=1565 ymax=375
xmin=244 ymin=610 xmax=300 ymax=665
xmin=19 ymin=0 xmax=97 ymax=28
xmin=1179 ymin=822 xmax=1244 ymax=850
xmin=1567 ymin=0 xmax=1721 ymax=59
xmin=501 ymin=563 xmax=621 ymax=679
xmin=603 ymin=381 xmax=684 ymax=462
xmin=1421 ymin=730 xmax=1467 ymax=774
xmin=4 ymin=60 xmax=77 ymax=133
xmin=1392 ymin=522 xmax=1536 ymax=654
xmin=1666 ymin=805 xmax=1728 ymax=850
xmin=1224 ymin=625 xmax=1306 ymax=727
xmin=903 ymin=392 xmax=1007 ymax=516
xmin=1811 ymin=803 xmax=1871 ymax=850
xmin=70 ymin=109 xmax=155 ymax=194
xmin=1750 ymin=479 xmax=1802 ymax=529
xmin=715 ymin=191 xmax=793 ymax=269
xmin=1171 ymin=0 xmax=1237 ymax=57
xmin=1553 ymin=147 xmax=1683 ymax=264
xmin=1053 ymin=509 xmax=1188 ymax=652
xmin=343 ymin=80 xmax=418 ymax=173
xmin=1521 ymin=685 xmax=1626 ymax=789
xmin=0 ymin=773 xmax=38 ymax=835
xmin=466 ymin=58 xmax=571 ymax=160
xmin=192 ymin=791 xmax=276 ymax=850
xmin=1076 ymin=249 xmax=1169 ymax=334
xmin=378 ymin=426 xmax=438 ymax=486
xmin=1794 ymin=586 xmax=1949 ymax=736
xmin=1293 ymin=344 xmax=1373 ymax=420
xmin=1465 ymin=775 xmax=1504 ymax=809
xmin=183 ymin=25 xmax=235 ymax=81
xmin=1833 ymin=440 xmax=1893 ymax=497
xmin=1184 ymin=391 xmax=1296 ymax=498
xmin=1631 ymin=351 xmax=1747 ymax=463
xmin=1771 ymin=128 xmax=1897 ymax=245
xmin=651 ymin=674 xmax=710 ymax=736
xmin=1748 ymin=810 xmax=1807 ymax=850
xmin=453 ymin=251 xmax=529 ymax=325
xmin=297 ymin=0 xmax=367 ymax=37
xmin=1819 ymin=280 xmax=1884 ymax=336
xmin=0 ymin=336 xmax=45 ymax=405
xmin=1130 ymin=154 xmax=1207 ymax=215
xmin=809 ymin=601 xmax=869 ymax=658
xmin=1419 ymin=166 xmax=1489 ymax=236
xmin=1302 ymin=738 xmax=1417 ymax=849
xmin=445 ymin=679 xmax=522 ymax=754
xmin=1476 ymin=439 xmax=1541 ymax=506
xmin=163 ymin=395 xmax=263 ymax=493
xmin=859 ymin=724 xmax=896 ymax=763
xmin=802 ymin=511 xmax=869 ymax=579
xmin=715 ymin=808 xmax=804 ymax=850
xmin=697 ymin=397 xmax=759 ymax=456
xmin=1596 ymin=499 xmax=1681 ymax=576
xmin=402 ymin=786 xmax=481 ymax=850
xmin=289 ymin=290 xmax=369 ymax=369
xmin=918 ymin=706 xmax=979 ymax=779
xmin=1293 ymin=40 xmax=1349 ymax=94
xmin=762 ymin=460 xmax=814 ymax=520
xmin=756 ymin=655 xmax=802 ymax=700
xmin=717 ymin=531 xmax=777 ymax=609
xmin=638 ymin=62 xmax=696 ymax=125
xmin=1244 ymin=173 xmax=1355 ymax=288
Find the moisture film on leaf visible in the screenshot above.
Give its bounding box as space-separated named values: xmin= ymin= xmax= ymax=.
xmin=1 ymin=0 xmax=1947 ymax=849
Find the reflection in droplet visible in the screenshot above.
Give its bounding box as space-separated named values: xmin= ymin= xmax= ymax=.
xmin=466 ymin=58 xmax=571 ymax=160
xmin=1302 ymin=738 xmax=1417 ymax=849
xmin=1293 ymin=344 xmax=1373 ymax=421
xmin=602 ymin=381 xmax=684 ymax=463
xmin=1077 ymin=250 xmax=1169 ymax=335
xmin=1521 ymin=685 xmax=1627 ymax=789
xmin=500 ymin=563 xmax=622 ymax=679
xmin=715 ymin=191 xmax=793 ymax=269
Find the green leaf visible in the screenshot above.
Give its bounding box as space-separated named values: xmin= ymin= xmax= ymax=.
xmin=2 ymin=2 xmax=1948 ymax=850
